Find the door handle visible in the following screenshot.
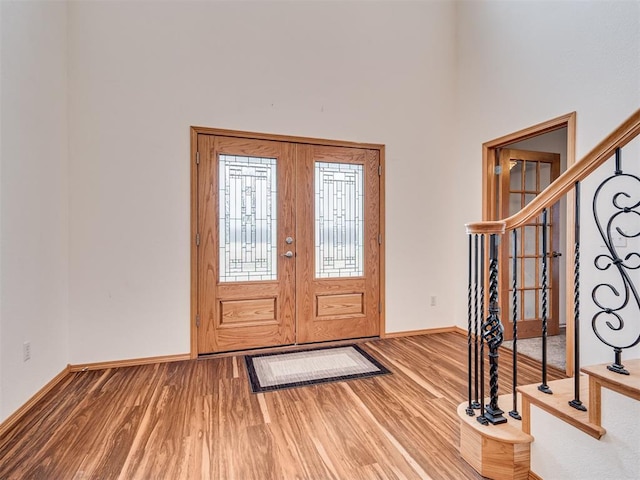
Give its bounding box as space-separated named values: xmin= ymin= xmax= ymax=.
xmin=281 ymin=251 xmax=294 ymax=258
xmin=551 ymin=251 xmax=562 ymax=258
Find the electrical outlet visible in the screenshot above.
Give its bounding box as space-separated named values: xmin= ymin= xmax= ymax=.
xmin=23 ymin=341 xmax=31 ymax=362
xmin=612 ymin=233 xmax=627 ymax=248
xmin=430 ymin=295 xmax=437 ymax=307
xmin=604 ymin=233 xmax=628 ymax=248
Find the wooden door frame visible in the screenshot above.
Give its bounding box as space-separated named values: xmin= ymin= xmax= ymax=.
xmin=481 ymin=112 xmax=577 ymax=375
xmin=189 ymin=126 xmax=386 ymax=359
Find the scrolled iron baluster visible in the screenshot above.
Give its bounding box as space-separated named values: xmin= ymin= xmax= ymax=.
xmin=481 ymin=234 xmax=507 ymax=425
xmin=591 ymin=148 xmax=640 ymax=375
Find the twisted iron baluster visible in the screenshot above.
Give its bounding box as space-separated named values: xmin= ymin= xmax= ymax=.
xmin=539 ymin=208 xmax=553 ymax=394
xmin=569 ymin=182 xmax=587 ymax=411
xmin=477 ymin=235 xmax=488 ymax=425
xmin=466 ymin=235 xmax=475 ymax=416
xmin=510 ymin=229 xmax=521 ymax=420
xmin=472 ymin=235 xmax=481 ymax=409
xmin=482 ymin=234 xmax=507 ymax=425
xmin=480 ymin=233 xmax=486 ymax=393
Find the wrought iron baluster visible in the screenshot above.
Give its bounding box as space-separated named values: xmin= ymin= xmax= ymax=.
xmin=477 ymin=235 xmax=487 ymax=425
xmin=473 ymin=235 xmax=481 ymax=409
xmin=480 ymin=233 xmax=486 ymax=402
xmin=591 ymin=147 xmax=640 ymax=375
xmin=466 ymin=234 xmax=475 ymax=416
xmin=477 ymin=234 xmax=488 ymax=425
xmin=569 ymin=181 xmax=587 ymax=411
xmin=510 ymin=229 xmax=521 ymax=420
xmin=482 ymin=234 xmax=507 ymax=425
xmin=539 ymin=208 xmax=553 ymax=394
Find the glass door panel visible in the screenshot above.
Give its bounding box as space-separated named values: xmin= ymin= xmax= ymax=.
xmin=218 ymin=155 xmax=278 ymax=282
xmin=315 ymin=162 xmax=364 ymax=278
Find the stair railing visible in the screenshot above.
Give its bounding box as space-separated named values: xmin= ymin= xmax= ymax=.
xmin=464 ymin=108 xmax=640 ymax=425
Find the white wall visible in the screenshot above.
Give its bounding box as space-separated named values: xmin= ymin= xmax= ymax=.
xmin=455 ymin=0 xmax=640 ymax=367
xmin=530 ymin=386 xmax=640 ymax=480
xmin=67 ymin=0 xmax=458 ymax=363
xmin=0 ymin=0 xmax=69 ymax=422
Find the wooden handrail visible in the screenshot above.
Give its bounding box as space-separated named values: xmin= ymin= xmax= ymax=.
xmin=466 ymin=108 xmax=640 ymax=235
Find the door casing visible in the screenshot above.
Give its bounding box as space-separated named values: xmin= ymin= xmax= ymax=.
xmin=190 ymin=127 xmax=386 ymax=358
xmin=481 ymin=112 xmax=577 ymax=375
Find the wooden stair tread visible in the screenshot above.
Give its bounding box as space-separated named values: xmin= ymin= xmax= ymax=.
xmin=581 ymin=358 xmax=640 ymax=401
xmin=517 ymin=377 xmax=606 ymax=439
xmin=457 ymin=397 xmax=533 ymax=444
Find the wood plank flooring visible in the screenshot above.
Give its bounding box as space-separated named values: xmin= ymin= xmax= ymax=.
xmin=0 ymin=332 xmax=565 ymax=479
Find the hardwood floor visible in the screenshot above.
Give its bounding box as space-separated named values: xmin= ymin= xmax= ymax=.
xmin=0 ymin=332 xmax=565 ymax=479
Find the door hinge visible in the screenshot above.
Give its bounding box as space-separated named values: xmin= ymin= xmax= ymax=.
xmin=495 ymin=165 xmax=502 ymax=175
xmin=196 ymin=233 xmax=201 ymax=246
xmin=196 ymin=314 xmax=200 ymax=327
xmin=378 ymin=233 xmax=382 ymax=245
xmin=378 ymin=165 xmax=382 ymax=176
xmin=196 ymin=151 xmax=200 ymax=165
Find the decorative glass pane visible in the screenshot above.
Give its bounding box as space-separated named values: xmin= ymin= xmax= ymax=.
xmin=524 ymin=289 xmax=536 ymax=320
xmin=524 ymin=258 xmax=536 ymax=288
xmin=509 ymin=193 xmax=521 ymax=215
xmin=524 ymin=161 xmax=537 ymax=191
xmin=509 ymin=160 xmax=522 ymax=190
xmin=315 ymin=162 xmax=364 ymax=278
xmin=524 ymin=193 xmax=537 ymax=207
xmin=524 ymin=226 xmax=536 ymax=255
xmin=540 ymin=162 xmax=551 ymax=189
xmin=219 ymin=155 xmax=277 ymax=282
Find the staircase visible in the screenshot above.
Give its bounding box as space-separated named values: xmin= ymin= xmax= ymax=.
xmin=457 ymin=109 xmax=640 ymax=480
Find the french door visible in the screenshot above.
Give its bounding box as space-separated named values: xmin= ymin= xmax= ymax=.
xmin=499 ymin=148 xmax=561 ymax=340
xmin=193 ymin=132 xmax=382 ymax=354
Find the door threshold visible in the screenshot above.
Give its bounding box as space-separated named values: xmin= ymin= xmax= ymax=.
xmin=197 ymin=336 xmax=380 ymax=360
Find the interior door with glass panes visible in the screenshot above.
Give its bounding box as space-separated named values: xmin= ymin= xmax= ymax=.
xmin=499 ymin=148 xmax=561 ymax=340
xmin=197 ymin=135 xmax=296 ymax=353
xmin=295 ymin=144 xmax=380 ymax=344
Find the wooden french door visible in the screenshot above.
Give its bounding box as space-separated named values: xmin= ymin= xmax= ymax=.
xmin=194 ymin=133 xmax=381 ymax=354
xmin=499 ymin=149 xmax=561 ymax=340
xmin=296 ymin=145 xmax=380 ymax=344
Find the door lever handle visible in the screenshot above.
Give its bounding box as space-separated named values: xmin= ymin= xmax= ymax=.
xmin=281 ymin=251 xmax=294 ymax=258
xmin=551 ymin=251 xmax=562 ymax=258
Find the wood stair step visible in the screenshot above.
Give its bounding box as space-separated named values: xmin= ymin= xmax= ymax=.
xmin=581 ymin=358 xmax=640 ymax=427
xmin=581 ymin=358 xmax=640 ymax=401
xmin=517 ymin=377 xmax=606 ymax=439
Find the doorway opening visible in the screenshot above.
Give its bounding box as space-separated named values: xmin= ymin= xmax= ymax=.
xmin=482 ymin=112 xmax=576 ymax=375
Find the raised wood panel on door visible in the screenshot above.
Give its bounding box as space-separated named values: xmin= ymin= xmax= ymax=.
xmin=197 ymin=136 xmax=296 ymax=353
xmin=296 ymin=145 xmax=380 ymax=344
